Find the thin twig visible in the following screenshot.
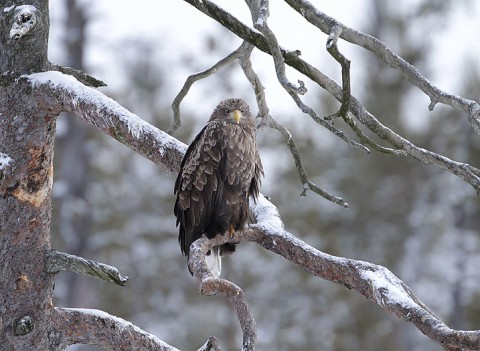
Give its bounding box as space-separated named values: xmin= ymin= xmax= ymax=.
xmin=237 ymin=40 xmax=348 ymax=206
xmin=169 ymin=42 xmax=250 ymax=134
xmin=325 ymin=25 xmax=350 ymax=120
xmin=182 ymin=0 xmax=480 ymax=192
xmin=325 ymin=27 xmax=406 ymax=156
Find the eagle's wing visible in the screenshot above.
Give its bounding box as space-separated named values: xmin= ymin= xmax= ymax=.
xmin=249 ymin=143 xmax=264 ymax=202
xmin=174 ymin=122 xmax=225 ymax=255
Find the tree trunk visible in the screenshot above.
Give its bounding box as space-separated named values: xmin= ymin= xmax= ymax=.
xmin=0 ymin=1 xmax=57 ymax=349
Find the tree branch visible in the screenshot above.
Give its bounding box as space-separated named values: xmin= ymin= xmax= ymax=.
xmin=48 ymin=307 xmax=181 ymax=350
xmin=25 ymin=71 xmax=186 ymax=174
xmin=182 ymin=0 xmax=480 ymax=193
xmin=236 ymin=40 xmax=348 ymax=206
xmin=50 ymin=63 xmax=106 ymax=87
xmin=169 ymin=41 xmax=250 ymax=135
xmin=325 ymin=26 xmax=406 ymax=156
xmin=284 ymin=0 xmax=480 ymax=136
xmin=193 ymin=195 xmax=480 ymax=351
xmin=189 ymin=237 xmax=257 ymax=351
xmin=44 ymin=249 xmax=128 ymax=286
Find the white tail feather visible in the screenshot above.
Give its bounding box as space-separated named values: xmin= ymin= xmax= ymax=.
xmin=205 ymin=247 xmax=222 ymax=278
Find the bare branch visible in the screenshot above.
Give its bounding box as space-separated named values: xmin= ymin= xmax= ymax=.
xmin=44 ymin=249 xmax=128 ymax=286
xmin=169 ymin=41 xmax=251 ymax=134
xmin=246 ymin=0 xmax=306 ymax=95
xmin=325 ymin=27 xmax=406 ymax=156
xmin=48 ymin=307 xmax=181 ymax=350
xmin=50 ymin=63 xmax=106 ymax=87
xmin=325 ymin=25 xmax=350 ymax=120
xmin=284 ymin=0 xmax=480 ymax=135
xmin=189 ymin=237 xmax=257 ymax=351
xmin=237 ymin=40 xmax=348 ymax=206
xmin=182 ymin=0 xmax=480 ymax=192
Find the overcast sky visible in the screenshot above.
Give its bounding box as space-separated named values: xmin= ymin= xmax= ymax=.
xmin=48 ymin=1 xmax=480 ymax=126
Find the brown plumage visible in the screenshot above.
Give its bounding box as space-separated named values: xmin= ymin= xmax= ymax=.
xmin=174 ymin=98 xmax=263 ymax=276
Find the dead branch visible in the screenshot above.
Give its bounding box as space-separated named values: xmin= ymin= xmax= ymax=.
xmin=169 ymin=41 xmax=251 ymax=134
xmin=48 ymin=307 xmax=180 ymax=350
xmin=44 ymin=249 xmax=128 ymax=286
xmin=182 ymin=0 xmax=480 ymax=193
xmin=237 ymin=42 xmax=349 ymax=206
xmin=189 ymin=237 xmax=257 ymax=351
xmin=284 ymin=0 xmax=480 ymax=136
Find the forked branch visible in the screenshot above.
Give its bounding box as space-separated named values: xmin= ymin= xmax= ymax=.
xmin=189 ymin=237 xmax=257 ymax=351
xmin=190 ymin=195 xmax=480 ymax=351
xmin=182 ymin=0 xmax=480 ymax=193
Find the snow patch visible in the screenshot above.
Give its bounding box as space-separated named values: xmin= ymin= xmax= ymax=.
xmin=361 ymin=267 xmax=418 ymax=310
xmin=0 ymin=152 xmax=12 ymax=170
xmin=3 ymin=5 xmax=15 ymax=12
xmin=9 ymin=5 xmax=37 ymax=40
xmin=251 ymin=194 xmax=284 ymax=233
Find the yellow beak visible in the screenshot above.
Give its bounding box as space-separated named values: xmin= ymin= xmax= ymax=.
xmin=233 ymin=109 xmax=241 ymax=124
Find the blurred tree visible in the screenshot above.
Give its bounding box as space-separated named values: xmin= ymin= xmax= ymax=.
xmin=53 ymin=0 xmax=96 ymax=310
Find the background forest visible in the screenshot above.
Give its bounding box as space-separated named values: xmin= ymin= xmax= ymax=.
xmin=48 ymin=1 xmax=480 ymax=350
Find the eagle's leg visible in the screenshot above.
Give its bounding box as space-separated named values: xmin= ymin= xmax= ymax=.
xmin=228 ymin=224 xmax=235 ymax=239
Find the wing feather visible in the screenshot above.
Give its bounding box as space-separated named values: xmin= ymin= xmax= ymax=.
xmin=174 ymin=122 xmax=225 ymax=255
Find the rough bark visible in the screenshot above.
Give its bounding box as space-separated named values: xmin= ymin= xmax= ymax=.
xmin=0 ymin=2 xmax=56 ymax=349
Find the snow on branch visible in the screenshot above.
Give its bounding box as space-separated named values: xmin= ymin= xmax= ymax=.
xmin=25 ymin=71 xmax=186 ymax=174
xmin=193 ymin=195 xmax=480 ymax=351
xmin=48 ymin=307 xmax=181 ymax=350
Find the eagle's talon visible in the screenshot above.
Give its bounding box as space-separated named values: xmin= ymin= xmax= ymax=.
xmin=228 ymin=224 xmax=235 ymax=239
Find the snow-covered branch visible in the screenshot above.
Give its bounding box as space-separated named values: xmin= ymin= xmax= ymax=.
xmin=196 ymin=195 xmax=480 ymax=351
xmin=25 ymin=71 xmax=186 ymax=174
xmin=48 ymin=308 xmax=180 ymax=350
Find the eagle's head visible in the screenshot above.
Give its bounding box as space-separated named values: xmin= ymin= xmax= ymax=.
xmin=210 ymin=98 xmax=253 ymax=126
